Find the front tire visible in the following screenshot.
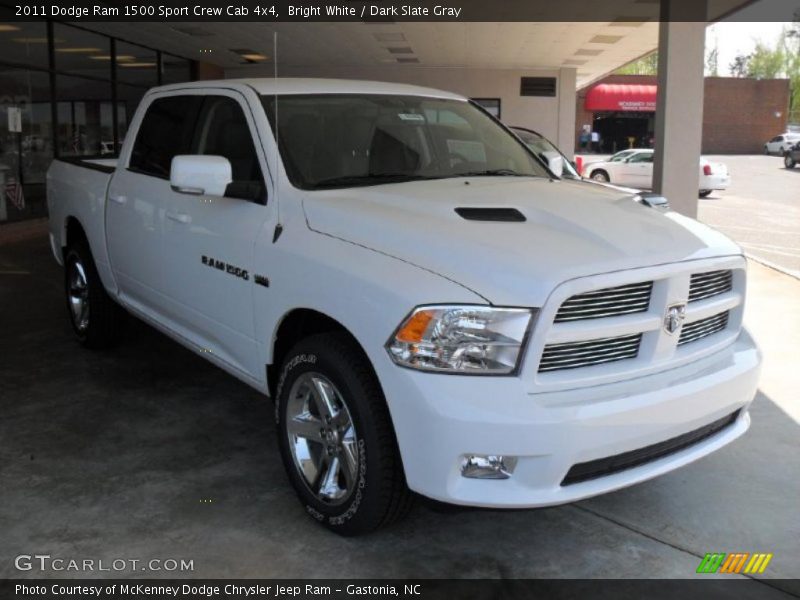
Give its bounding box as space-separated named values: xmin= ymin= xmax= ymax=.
xmin=590 ymin=170 xmax=609 ymax=183
xmin=699 ymin=190 xmax=712 ymax=198
xmin=784 ymin=154 xmax=796 ymax=169
xmin=64 ymin=240 xmax=124 ymax=348
xmin=276 ymin=332 xmax=413 ymax=535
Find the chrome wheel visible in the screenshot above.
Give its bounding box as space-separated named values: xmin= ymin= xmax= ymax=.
xmin=591 ymin=171 xmax=608 ymax=182
xmin=68 ymin=259 xmax=90 ymax=332
xmin=285 ymin=372 xmax=359 ymax=505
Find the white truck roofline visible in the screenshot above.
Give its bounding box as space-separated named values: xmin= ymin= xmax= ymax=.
xmin=149 ymin=77 xmax=467 ymax=100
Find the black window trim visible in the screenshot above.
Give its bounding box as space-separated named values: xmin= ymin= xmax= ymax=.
xmin=127 ymin=90 xmax=269 ymax=205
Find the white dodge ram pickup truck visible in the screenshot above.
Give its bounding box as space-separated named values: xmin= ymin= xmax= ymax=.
xmin=47 ymin=78 xmax=761 ymax=535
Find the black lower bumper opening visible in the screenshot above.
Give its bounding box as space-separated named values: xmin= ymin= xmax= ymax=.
xmin=561 ymin=409 xmax=741 ymax=486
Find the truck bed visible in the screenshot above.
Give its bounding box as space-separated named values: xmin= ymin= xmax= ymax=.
xmin=46 ymin=158 xmax=117 ymax=292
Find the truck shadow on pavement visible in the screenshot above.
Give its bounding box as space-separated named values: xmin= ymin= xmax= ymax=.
xmin=0 ymin=236 xmax=798 ymax=589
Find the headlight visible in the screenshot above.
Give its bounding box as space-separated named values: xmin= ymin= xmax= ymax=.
xmin=386 ymin=305 xmax=535 ymax=374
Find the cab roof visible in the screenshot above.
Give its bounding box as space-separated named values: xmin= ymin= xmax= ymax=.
xmin=151 ymin=77 xmax=466 ymax=101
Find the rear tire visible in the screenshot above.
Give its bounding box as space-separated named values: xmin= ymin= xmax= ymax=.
xmin=590 ymin=170 xmax=609 ymax=183
xmin=276 ymin=332 xmax=413 ymax=535
xmin=64 ymin=239 xmax=124 ymax=349
xmin=784 ymin=154 xmax=796 ymax=169
xmin=699 ymin=190 xmax=712 ymax=198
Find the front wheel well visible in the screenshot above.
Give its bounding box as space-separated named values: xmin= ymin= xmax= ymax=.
xmin=268 ymin=309 xmax=364 ymax=398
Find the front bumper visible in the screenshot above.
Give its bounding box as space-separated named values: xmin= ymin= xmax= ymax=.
xmin=379 ymin=328 xmax=760 ymax=507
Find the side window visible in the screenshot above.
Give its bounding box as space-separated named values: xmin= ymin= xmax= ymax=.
xmin=628 ymin=152 xmax=653 ymax=163
xmin=193 ymin=96 xmax=266 ymax=202
xmin=129 ymin=95 xmax=202 ymax=178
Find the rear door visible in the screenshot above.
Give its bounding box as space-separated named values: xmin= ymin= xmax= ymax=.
xmin=159 ymin=90 xmax=273 ymax=377
xmin=106 ymin=94 xmax=203 ymax=313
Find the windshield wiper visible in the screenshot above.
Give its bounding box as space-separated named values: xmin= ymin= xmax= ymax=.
xmin=312 ymin=173 xmax=438 ymax=189
xmin=450 ymin=169 xmax=535 ymax=178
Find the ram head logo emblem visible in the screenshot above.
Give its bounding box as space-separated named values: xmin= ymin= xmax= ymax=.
xmin=664 ymin=303 xmax=687 ymax=335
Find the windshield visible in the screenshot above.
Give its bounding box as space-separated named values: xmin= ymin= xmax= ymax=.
xmin=511 ymin=128 xmax=580 ymax=180
xmin=609 ymin=150 xmax=636 ymax=162
xmin=262 ymin=94 xmax=549 ymax=189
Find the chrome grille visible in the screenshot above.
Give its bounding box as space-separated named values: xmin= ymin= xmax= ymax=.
xmin=539 ymin=333 xmax=642 ymax=372
xmin=678 ymin=311 xmax=729 ymax=346
xmin=554 ymin=281 xmax=653 ymax=322
xmin=689 ymin=270 xmax=732 ymax=302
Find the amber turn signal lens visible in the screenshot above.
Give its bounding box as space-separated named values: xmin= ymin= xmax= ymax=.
xmin=395 ymin=310 xmax=434 ymax=343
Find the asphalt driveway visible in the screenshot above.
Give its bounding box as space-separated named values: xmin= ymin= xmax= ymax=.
xmin=698 ymin=154 xmax=800 ymax=278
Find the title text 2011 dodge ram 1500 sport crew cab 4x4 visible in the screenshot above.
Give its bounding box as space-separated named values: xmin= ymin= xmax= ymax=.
xmin=47 ymin=79 xmax=761 ymax=535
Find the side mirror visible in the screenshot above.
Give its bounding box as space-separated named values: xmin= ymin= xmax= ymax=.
xmin=547 ymin=155 xmax=564 ymax=178
xmin=170 ymin=155 xmax=232 ymax=197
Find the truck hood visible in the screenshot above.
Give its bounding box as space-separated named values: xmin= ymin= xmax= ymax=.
xmin=301 ymin=177 xmax=741 ymax=306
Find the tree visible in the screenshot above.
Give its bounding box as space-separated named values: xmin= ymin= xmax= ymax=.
xmin=747 ymin=40 xmax=785 ymax=79
xmin=615 ymin=52 xmax=658 ymax=76
xmin=729 ymin=54 xmax=750 ymax=78
xmin=706 ymin=46 xmax=719 ymax=77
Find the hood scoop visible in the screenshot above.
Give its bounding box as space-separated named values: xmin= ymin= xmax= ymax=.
xmin=454 ymin=207 xmax=526 ymax=222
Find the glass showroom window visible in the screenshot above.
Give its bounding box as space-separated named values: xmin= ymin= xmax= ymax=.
xmin=55 ymin=75 xmax=113 ymax=157
xmin=52 ymin=23 xmax=111 ymax=80
xmin=0 ymin=16 xmax=50 ymax=70
xmin=162 ymin=55 xmax=192 ymax=85
xmin=116 ymin=40 xmax=159 ymax=88
xmin=0 ymin=67 xmax=53 ymax=223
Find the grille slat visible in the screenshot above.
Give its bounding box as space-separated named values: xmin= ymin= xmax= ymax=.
xmin=555 ymin=281 xmax=653 ymax=323
xmin=678 ymin=311 xmax=729 ymax=346
xmin=539 ymin=333 xmax=642 ymax=372
xmin=689 ymin=270 xmax=732 ymax=302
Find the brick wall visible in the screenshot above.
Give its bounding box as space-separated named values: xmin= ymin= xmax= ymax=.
xmin=576 ymin=75 xmax=790 ymax=154
xmin=702 ymin=77 xmax=789 ymax=153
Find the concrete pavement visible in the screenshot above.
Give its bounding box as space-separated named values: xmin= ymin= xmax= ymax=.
xmin=0 ymin=236 xmax=797 ymax=591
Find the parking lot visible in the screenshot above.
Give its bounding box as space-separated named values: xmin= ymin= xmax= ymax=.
xmin=698 ymin=155 xmax=800 ymax=278
xmin=0 ymin=231 xmax=798 ymax=592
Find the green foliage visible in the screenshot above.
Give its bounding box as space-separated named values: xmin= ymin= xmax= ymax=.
xmin=727 ymin=23 xmax=800 ymax=123
xmin=615 ymin=52 xmax=658 ymax=76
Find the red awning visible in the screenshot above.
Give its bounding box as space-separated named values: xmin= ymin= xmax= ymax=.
xmin=585 ymin=83 xmax=657 ymax=112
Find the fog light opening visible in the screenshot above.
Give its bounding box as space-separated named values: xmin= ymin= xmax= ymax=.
xmin=461 ymin=455 xmax=517 ymax=479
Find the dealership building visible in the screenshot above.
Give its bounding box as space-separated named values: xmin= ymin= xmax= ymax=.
xmin=576 ymin=73 xmax=790 ymax=154
xmin=0 ymin=0 xmax=773 ymax=224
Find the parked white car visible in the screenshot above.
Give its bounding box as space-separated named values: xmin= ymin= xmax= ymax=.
xmin=764 ymin=133 xmax=800 ymax=155
xmin=582 ymin=149 xmax=731 ymax=197
xmin=47 ymin=79 xmax=760 ymax=535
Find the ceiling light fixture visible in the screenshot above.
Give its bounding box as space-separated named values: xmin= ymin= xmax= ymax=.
xmin=589 ymin=35 xmax=624 ymax=44
xmin=56 ymin=47 xmax=103 ymax=53
xmin=89 ymin=55 xmax=136 ymax=61
xmin=12 ymin=37 xmax=50 ymax=43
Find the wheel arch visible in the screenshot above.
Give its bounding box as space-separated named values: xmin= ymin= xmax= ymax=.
xmin=267 ymin=308 xmax=374 ymax=399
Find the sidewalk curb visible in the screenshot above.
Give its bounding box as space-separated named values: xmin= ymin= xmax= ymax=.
xmin=746 ymin=253 xmax=800 ymax=281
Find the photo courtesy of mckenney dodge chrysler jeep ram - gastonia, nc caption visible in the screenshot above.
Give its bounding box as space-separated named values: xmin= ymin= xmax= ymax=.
xmin=46 ymin=78 xmax=761 ymax=536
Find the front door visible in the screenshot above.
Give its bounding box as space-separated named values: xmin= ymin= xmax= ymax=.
xmin=617 ymin=151 xmax=654 ymax=188
xmin=160 ymin=91 xmax=273 ymax=378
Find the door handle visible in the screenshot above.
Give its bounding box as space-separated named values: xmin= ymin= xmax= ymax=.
xmin=166 ymin=211 xmax=192 ymax=224
xmin=109 ymin=194 xmax=127 ymax=204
